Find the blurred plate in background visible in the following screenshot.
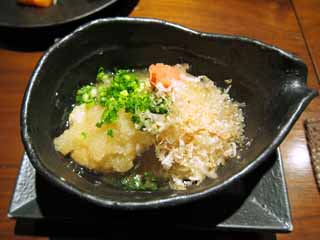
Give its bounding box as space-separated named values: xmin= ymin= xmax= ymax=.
xmin=0 ymin=0 xmax=119 ymax=28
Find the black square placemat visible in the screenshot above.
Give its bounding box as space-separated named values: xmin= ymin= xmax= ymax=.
xmin=8 ymin=149 xmax=292 ymax=236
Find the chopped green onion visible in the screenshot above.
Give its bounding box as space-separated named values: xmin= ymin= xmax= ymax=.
xmin=80 ymin=132 xmax=87 ymax=140
xmin=121 ymin=172 xmax=158 ymax=191
xmin=106 ymin=129 xmax=114 ymax=137
xmin=75 ymin=67 xmax=171 ymax=130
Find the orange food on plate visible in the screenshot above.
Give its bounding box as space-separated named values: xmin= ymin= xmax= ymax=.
xmin=17 ymin=0 xmax=54 ymax=8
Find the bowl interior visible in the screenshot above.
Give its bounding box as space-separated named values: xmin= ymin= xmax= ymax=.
xmin=23 ymin=19 xmax=312 ymax=207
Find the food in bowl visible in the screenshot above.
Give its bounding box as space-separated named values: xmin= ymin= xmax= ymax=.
xmin=54 ymin=63 xmax=245 ymax=190
xmin=17 ymin=0 xmax=58 ymax=8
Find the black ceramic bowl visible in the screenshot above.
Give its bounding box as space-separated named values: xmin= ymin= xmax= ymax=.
xmin=21 ymin=18 xmax=318 ymax=209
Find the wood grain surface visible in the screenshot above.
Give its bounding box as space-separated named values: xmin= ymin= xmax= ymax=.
xmin=292 ymin=0 xmax=320 ymax=83
xmin=0 ymin=0 xmax=319 ymax=239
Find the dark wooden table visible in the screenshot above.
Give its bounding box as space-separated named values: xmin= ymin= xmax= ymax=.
xmin=0 ymin=0 xmax=319 ymax=239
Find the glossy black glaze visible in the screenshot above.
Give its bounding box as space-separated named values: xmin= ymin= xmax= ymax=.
xmin=0 ymin=0 xmax=119 ymax=28
xmin=9 ymin=150 xmax=292 ymax=233
xmin=21 ymin=18 xmax=318 ymax=209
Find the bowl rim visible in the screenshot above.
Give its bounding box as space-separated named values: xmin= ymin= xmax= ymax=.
xmin=20 ymin=17 xmax=319 ymax=210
